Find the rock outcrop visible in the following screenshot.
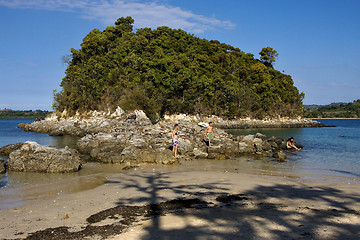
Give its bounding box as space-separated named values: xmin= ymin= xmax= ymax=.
xmin=0 ymin=158 xmax=6 ymax=173
xmin=273 ymin=151 xmax=287 ymax=162
xmin=76 ymin=116 xmax=290 ymax=166
xmin=8 ymin=141 xmax=82 ymax=173
xmin=13 ymin=109 xmax=315 ymax=168
xmin=0 ymin=143 xmax=24 ymax=156
xmin=214 ymin=117 xmax=326 ymax=129
xmin=18 ymin=109 xmax=325 ymax=138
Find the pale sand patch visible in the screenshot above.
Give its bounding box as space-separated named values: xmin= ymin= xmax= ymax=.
xmin=1 ymin=169 xmax=359 ymax=239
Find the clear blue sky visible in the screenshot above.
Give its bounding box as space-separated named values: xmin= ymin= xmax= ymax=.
xmin=1 ymin=0 xmax=359 ymax=110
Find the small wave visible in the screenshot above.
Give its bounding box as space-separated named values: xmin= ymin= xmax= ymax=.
xmin=330 ymin=169 xmax=360 ymax=178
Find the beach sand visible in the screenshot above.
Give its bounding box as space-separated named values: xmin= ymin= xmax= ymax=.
xmin=1 ymin=166 xmax=359 ymax=240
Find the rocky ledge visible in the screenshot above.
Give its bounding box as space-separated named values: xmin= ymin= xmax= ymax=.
xmin=17 ymin=108 xmax=325 ymax=137
xmin=7 ymin=108 xmax=308 ymax=171
xmin=214 ymin=117 xmax=325 ymax=129
xmin=8 ymin=141 xmax=82 ymax=173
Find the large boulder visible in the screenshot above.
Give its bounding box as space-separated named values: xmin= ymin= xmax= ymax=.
xmin=77 ymin=133 xmax=129 ymax=163
xmin=273 ymin=151 xmax=287 ymax=162
xmin=121 ymin=146 xmax=177 ymax=165
xmin=179 ymin=137 xmax=195 ymax=154
xmin=0 ymin=143 xmax=24 ymax=156
xmin=8 ymin=141 xmax=82 ymax=173
xmin=192 ymin=148 xmax=208 ymax=159
xmin=0 ymin=158 xmax=6 ymax=173
xmin=238 ymin=142 xmax=255 ymax=154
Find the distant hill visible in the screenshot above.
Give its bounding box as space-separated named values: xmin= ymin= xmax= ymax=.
xmin=304 ymin=100 xmax=360 ymax=118
xmin=0 ymin=109 xmax=51 ymax=119
xmin=54 ymin=16 xmax=304 ymax=122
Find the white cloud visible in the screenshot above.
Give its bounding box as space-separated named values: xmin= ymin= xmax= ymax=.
xmin=0 ymin=0 xmax=89 ymax=11
xmin=0 ymin=0 xmax=235 ymax=33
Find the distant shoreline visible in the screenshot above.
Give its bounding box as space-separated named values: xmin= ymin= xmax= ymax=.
xmin=312 ymin=118 xmax=360 ymax=120
xmin=0 ymin=110 xmax=52 ymax=119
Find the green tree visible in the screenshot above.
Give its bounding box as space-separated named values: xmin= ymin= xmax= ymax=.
xmin=259 ymin=46 xmax=278 ymax=68
xmin=54 ymin=17 xmax=304 ymax=120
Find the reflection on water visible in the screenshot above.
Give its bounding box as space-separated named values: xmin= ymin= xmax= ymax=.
xmin=0 ymin=163 xmax=120 ymax=210
xmin=1 ymin=156 xmax=359 ymax=210
xmin=49 ymin=135 xmax=80 ymax=149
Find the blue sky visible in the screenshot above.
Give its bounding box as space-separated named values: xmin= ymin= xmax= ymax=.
xmin=0 ymin=0 xmax=359 ymax=110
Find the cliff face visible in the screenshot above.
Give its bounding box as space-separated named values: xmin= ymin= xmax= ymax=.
xmin=54 ymin=17 xmax=304 ymax=121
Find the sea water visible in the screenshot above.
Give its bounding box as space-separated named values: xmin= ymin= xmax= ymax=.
xmin=0 ymin=119 xmax=106 ymax=209
xmin=0 ymin=118 xmax=78 ymax=150
xmin=227 ymin=119 xmax=360 ymax=180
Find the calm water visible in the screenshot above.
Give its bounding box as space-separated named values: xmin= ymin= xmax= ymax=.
xmin=0 ymin=118 xmax=78 ymax=150
xmin=0 ymin=118 xmax=359 ymax=209
xmin=227 ymin=119 xmax=360 ymax=180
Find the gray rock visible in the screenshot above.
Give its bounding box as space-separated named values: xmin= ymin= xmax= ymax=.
xmin=77 ymin=133 xmax=128 ymax=163
xmin=262 ymin=141 xmax=272 ymax=152
xmin=238 ymin=142 xmax=255 ymax=154
xmin=242 ymin=135 xmax=255 ymax=142
xmin=179 ymin=138 xmax=195 ymax=154
xmin=0 ymin=158 xmax=6 ymax=173
xmin=255 ymin=132 xmax=267 ymax=140
xmin=273 ymin=151 xmax=287 ymax=161
xmin=192 ymin=148 xmax=208 ymax=159
xmin=0 ymin=143 xmax=24 ymax=156
xmin=8 ymin=141 xmax=82 ymax=173
xmin=121 ymin=145 xmax=138 ymax=162
xmin=155 ymin=148 xmax=178 ymax=165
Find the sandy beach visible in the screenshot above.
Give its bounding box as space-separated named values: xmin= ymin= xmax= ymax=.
xmin=1 ymin=163 xmax=359 ymax=240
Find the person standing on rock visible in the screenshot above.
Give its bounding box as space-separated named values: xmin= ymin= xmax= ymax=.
xmin=172 ymin=124 xmax=179 ymax=158
xmin=205 ymin=122 xmax=214 ymax=147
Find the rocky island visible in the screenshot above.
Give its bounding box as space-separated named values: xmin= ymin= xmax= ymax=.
xmin=0 ymin=17 xmax=325 ymax=173
xmin=1 ymin=16 xmax=358 ymax=240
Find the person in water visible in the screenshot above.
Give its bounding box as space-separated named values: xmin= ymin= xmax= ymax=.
xmin=205 ymin=122 xmax=214 ymax=147
xmin=172 ymin=124 xmax=179 ymax=158
xmin=286 ymin=137 xmax=301 ymax=150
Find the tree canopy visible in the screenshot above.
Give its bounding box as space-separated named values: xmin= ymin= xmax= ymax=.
xmin=54 ymin=17 xmax=304 ymax=122
xmin=259 ymin=46 xmax=278 ymax=68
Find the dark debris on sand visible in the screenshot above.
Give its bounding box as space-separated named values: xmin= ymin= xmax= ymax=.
xmin=13 ymin=198 xmax=210 ymax=240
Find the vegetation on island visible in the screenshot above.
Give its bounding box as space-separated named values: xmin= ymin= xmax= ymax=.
xmin=304 ymin=99 xmax=360 ymax=118
xmin=0 ymin=109 xmax=51 ymax=119
xmin=54 ymin=16 xmax=304 ymax=122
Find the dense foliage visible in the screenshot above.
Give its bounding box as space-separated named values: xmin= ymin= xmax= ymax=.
xmin=304 ymin=99 xmax=360 ymax=118
xmin=54 ymin=17 xmax=304 ymax=121
xmin=259 ymin=46 xmax=278 ymax=68
xmin=0 ymin=110 xmax=51 ymax=119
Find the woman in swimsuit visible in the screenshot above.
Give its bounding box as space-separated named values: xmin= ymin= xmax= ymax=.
xmin=286 ymin=137 xmax=301 ymax=150
xmin=172 ymin=124 xmax=179 ymax=158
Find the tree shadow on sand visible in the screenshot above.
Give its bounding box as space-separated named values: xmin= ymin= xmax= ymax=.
xmin=19 ymin=172 xmax=360 ymax=240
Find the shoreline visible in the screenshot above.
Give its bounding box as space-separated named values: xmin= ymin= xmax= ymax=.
xmin=312 ymin=118 xmax=360 ymax=120
xmin=1 ymin=162 xmax=360 ymax=240
xmin=1 ymin=113 xmax=360 ymax=239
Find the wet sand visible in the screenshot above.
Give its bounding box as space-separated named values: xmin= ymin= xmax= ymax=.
xmin=1 ymin=162 xmax=359 ymax=240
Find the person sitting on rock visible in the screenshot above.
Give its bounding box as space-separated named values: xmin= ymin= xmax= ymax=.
xmin=172 ymin=124 xmax=179 ymax=158
xmin=205 ymin=122 xmax=214 ymax=147
xmin=286 ymin=137 xmax=301 ymax=150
